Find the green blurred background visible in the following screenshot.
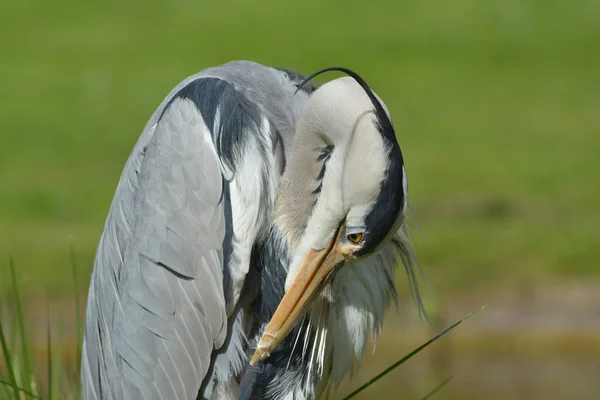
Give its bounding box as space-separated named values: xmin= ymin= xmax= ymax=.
xmin=1 ymin=0 xmax=599 ymax=398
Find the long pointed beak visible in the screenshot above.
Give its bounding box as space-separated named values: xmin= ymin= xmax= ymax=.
xmin=250 ymin=227 xmax=348 ymax=365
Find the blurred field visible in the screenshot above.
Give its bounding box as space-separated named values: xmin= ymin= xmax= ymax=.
xmin=2 ymin=0 xmax=600 ymax=295
xmin=1 ymin=0 xmax=600 ymax=398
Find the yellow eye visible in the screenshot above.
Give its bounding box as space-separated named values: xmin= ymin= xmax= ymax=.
xmin=347 ymin=232 xmax=363 ymax=244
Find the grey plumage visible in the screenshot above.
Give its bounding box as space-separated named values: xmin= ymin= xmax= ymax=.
xmin=82 ymin=61 xmax=316 ymax=399
xmin=82 ymin=60 xmax=422 ymax=400
xmin=83 ymin=97 xmax=229 ymax=400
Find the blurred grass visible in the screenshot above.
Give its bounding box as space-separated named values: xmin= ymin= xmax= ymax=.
xmin=0 ymin=257 xmax=472 ymax=399
xmin=1 ymin=262 xmax=80 ymax=400
xmin=1 ymin=0 xmax=599 ymax=297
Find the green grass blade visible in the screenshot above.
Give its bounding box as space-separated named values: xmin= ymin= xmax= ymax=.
xmin=0 ymin=380 xmax=9 ymax=399
xmin=420 ymin=376 xmax=453 ymax=400
xmin=0 ymin=379 xmax=41 ymax=399
xmin=9 ymin=256 xmax=34 ymax=394
xmin=0 ymin=364 xmax=7 ymax=399
xmin=0 ymin=262 xmax=15 ymax=400
xmin=0 ymin=316 xmax=20 ymax=399
xmin=70 ymin=246 xmax=83 ymax=372
xmin=8 ymin=299 xmax=18 ymax=360
xmin=343 ymin=305 xmax=486 ymax=400
xmin=50 ymin=322 xmax=63 ymax=400
xmin=47 ymin=301 xmax=53 ymax=400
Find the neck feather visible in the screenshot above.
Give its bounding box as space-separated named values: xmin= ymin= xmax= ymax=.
xmin=243 ymin=226 xmax=408 ymax=399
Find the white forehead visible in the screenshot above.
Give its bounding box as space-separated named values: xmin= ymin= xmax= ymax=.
xmin=306 ymin=77 xmax=377 ymax=131
xmin=307 ymin=76 xmax=391 ymax=224
xmin=343 ymin=108 xmax=388 ymax=205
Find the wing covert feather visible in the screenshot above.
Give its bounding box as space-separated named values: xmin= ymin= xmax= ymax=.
xmin=83 ymin=62 xmax=298 ymax=400
xmin=82 ymin=98 xmax=229 ymax=400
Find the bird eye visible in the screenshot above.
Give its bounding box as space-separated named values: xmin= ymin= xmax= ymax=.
xmin=346 ymin=232 xmax=363 ymax=244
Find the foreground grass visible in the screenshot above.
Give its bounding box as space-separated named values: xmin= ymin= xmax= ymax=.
xmin=0 ymin=259 xmax=480 ymax=399
xmin=1 ymin=0 xmax=600 ymax=297
xmin=0 ymin=261 xmax=81 ymax=400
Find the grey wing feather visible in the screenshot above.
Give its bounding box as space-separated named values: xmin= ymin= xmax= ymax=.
xmin=82 ymin=98 xmax=229 ymax=400
xmin=82 ymin=61 xmax=308 ymax=400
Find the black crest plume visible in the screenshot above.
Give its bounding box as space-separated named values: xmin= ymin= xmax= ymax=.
xmin=294 ymin=67 xmax=396 ymax=142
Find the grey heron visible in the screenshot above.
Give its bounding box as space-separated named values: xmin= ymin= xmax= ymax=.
xmin=81 ymin=60 xmax=423 ymax=400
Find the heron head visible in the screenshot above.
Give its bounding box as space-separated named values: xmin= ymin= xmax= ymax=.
xmin=251 ymin=68 xmax=408 ymax=365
